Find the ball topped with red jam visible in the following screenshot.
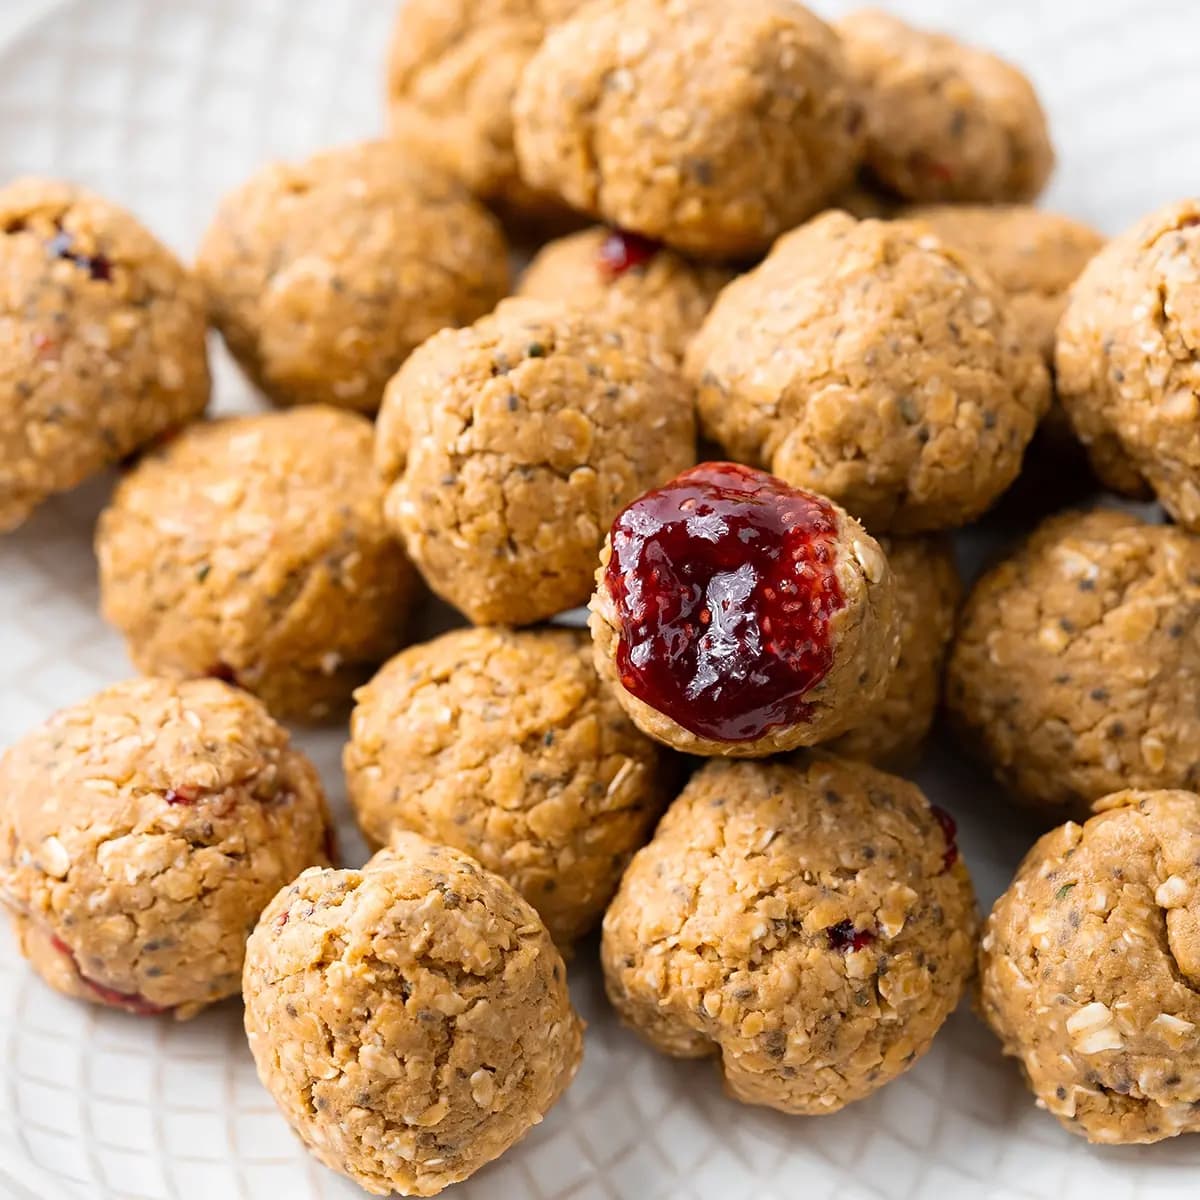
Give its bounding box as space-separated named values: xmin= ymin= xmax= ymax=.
xmin=590 ymin=463 xmax=900 ymax=756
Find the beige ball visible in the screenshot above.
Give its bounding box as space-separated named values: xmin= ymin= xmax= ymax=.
xmin=243 ymin=835 xmax=583 ymax=1196
xmin=602 ymin=756 xmax=977 ymax=1114
xmin=375 ymin=297 xmax=695 ymax=625
xmin=0 ymin=178 xmax=209 ymax=532
xmin=0 ymin=677 xmax=330 ymax=1019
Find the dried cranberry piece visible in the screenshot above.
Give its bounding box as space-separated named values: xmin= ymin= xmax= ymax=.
xmin=49 ymin=935 xmax=168 ymax=1016
xmin=31 ymin=330 xmax=59 ymax=361
xmin=164 ymin=785 xmax=200 ymax=806
xmin=46 ymin=228 xmax=112 ymax=281
xmin=603 ymin=462 xmax=844 ymax=742
xmin=930 ymin=804 xmax=958 ymax=872
xmin=826 ymin=920 xmax=876 ymax=953
xmin=596 ymin=228 xmax=659 ymax=280
xmin=908 ymin=151 xmax=954 ymax=185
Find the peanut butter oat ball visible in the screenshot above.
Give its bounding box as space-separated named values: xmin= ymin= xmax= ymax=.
xmin=907 ymin=205 xmax=1104 ymax=365
xmin=517 ymin=227 xmax=732 ymax=361
xmin=601 ymin=756 xmax=977 ymax=1114
xmin=345 ymin=626 xmax=671 ymax=944
xmin=1056 ymin=199 xmax=1200 ymax=528
xmin=376 ymin=297 xmax=695 ymax=625
xmin=195 ymin=140 xmax=508 ymax=416
xmin=0 ymin=677 xmax=331 ymax=1019
xmin=385 ymin=0 xmax=583 ymax=223
xmin=97 ymin=406 xmax=415 ymax=721
xmin=589 ymin=462 xmax=899 ymax=757
xmin=512 ymin=0 xmax=864 ymax=260
xmin=827 ymin=536 xmax=960 ymax=768
xmin=980 ymin=789 xmax=1200 ymax=1144
xmin=0 ymin=178 xmax=209 ymax=533
xmin=243 ymin=835 xmax=583 ymax=1197
xmin=686 ymin=212 xmax=1050 ymax=532
xmin=947 ymin=509 xmax=1200 ymax=818
xmin=836 ymin=9 xmax=1054 ymax=204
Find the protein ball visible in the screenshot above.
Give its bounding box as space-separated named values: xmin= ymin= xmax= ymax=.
xmin=517 ymin=226 xmax=732 ymax=361
xmin=907 ymin=204 xmax=1104 ymax=365
xmin=0 ymin=677 xmax=331 ymax=1019
xmin=385 ymin=0 xmax=584 ymax=224
xmin=837 ymin=8 xmax=1054 ymax=204
xmin=0 ymin=177 xmax=209 ymax=533
xmin=686 ymin=212 xmax=1050 ymax=532
xmin=97 ymin=406 xmax=415 ymax=721
xmin=195 ymin=140 xmax=508 ymax=416
xmin=826 ymin=535 xmax=961 ymax=768
xmin=345 ymin=626 xmax=671 ymax=944
xmin=980 ymin=789 xmax=1200 ymax=1144
xmin=375 ymin=297 xmax=695 ymax=625
xmin=243 ymin=835 xmax=583 ymax=1197
xmin=1056 ymin=199 xmax=1200 ymax=528
xmin=512 ymin=0 xmax=864 ymax=260
xmin=589 ymin=462 xmax=899 ymax=757
xmin=601 ymin=756 xmax=977 ymax=1114
xmin=946 ymin=509 xmax=1200 ymax=818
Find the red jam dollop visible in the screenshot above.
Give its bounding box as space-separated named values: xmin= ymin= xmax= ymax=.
xmin=603 ymin=462 xmax=845 ymax=743
xmin=596 ymin=228 xmax=659 ymax=280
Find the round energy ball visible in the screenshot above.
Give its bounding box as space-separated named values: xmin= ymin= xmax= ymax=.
xmin=980 ymin=789 xmax=1200 ymax=1144
xmin=836 ymin=8 xmax=1054 ymax=204
xmin=826 ymin=535 xmax=961 ymax=767
xmin=243 ymin=835 xmax=583 ymax=1197
xmin=344 ymin=626 xmax=672 ymax=944
xmin=686 ymin=212 xmax=1050 ymax=532
xmin=0 ymin=177 xmax=209 ymax=533
xmin=195 ymin=140 xmax=508 ymax=416
xmin=385 ymin=0 xmax=584 ymax=223
xmin=0 ymin=677 xmax=331 ymax=1019
xmin=517 ymin=227 xmax=732 ymax=361
xmin=601 ymin=756 xmax=977 ymax=1114
xmin=1056 ymin=199 xmax=1200 ymax=529
xmin=512 ymin=0 xmax=864 ymax=260
xmin=946 ymin=508 xmax=1200 ymax=818
xmin=906 ymin=204 xmax=1104 ymax=365
xmin=589 ymin=462 xmax=899 ymax=757
xmin=97 ymin=406 xmax=416 ymax=721
xmin=375 ymin=297 xmax=695 ymax=625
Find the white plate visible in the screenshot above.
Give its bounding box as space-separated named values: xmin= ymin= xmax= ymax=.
xmin=0 ymin=1 xmax=1198 ymax=1197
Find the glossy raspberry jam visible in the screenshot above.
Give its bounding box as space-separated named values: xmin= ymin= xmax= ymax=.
xmin=596 ymin=228 xmax=659 ymax=280
xmin=603 ymin=462 xmax=844 ymax=743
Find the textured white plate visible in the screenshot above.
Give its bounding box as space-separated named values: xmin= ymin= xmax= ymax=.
xmin=0 ymin=1 xmax=1198 ymax=1197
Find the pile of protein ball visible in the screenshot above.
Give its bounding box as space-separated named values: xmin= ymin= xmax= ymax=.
xmin=1 ymin=0 xmax=1198 ymax=1193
